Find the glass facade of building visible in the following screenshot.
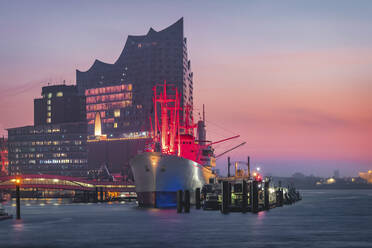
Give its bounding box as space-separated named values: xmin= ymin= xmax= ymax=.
xmin=7 ymin=122 xmax=87 ymax=176
xmin=85 ymin=84 xmax=134 ymax=136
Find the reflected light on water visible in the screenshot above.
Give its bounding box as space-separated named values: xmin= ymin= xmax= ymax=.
xmin=13 ymin=221 xmax=24 ymax=232
xmin=253 ymin=210 xmax=266 ymax=227
xmin=148 ymin=208 xmax=161 ymax=213
xmin=258 ymin=211 xmax=266 ymax=219
xmin=147 ymin=208 xmax=178 ymax=218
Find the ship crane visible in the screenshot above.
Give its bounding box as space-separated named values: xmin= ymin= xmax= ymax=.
xmin=215 ymin=142 xmax=246 ymax=158
xmin=197 ymin=135 xmax=240 ymax=146
xmin=209 ymin=135 xmax=240 ymax=146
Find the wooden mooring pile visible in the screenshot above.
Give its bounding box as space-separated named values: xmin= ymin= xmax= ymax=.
xmin=176 ymin=178 xmax=301 ymax=214
xmin=176 ymin=156 xmax=301 ymax=214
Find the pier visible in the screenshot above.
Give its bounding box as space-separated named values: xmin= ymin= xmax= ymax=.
xmin=176 ymin=156 xmax=302 ymax=214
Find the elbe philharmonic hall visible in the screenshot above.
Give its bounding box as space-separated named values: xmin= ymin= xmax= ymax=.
xmin=7 ymin=18 xmax=194 ymax=177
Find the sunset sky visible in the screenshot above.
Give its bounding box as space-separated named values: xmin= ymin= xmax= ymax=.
xmin=0 ymin=0 xmax=371 ymax=176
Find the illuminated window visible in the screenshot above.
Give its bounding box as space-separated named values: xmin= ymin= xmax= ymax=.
xmin=48 ymin=93 xmax=52 ymax=98
xmin=114 ymin=123 xmax=118 ymax=128
xmin=47 ymin=118 xmax=51 ymax=123
xmin=48 ymin=106 xmax=51 ymax=111
xmin=47 ymin=112 xmax=51 ymax=117
xmin=138 ymin=43 xmax=142 ymax=48
xmin=47 ymin=100 xmax=51 ymax=105
xmin=56 ymin=92 xmax=63 ymax=97
xmin=114 ymin=109 xmax=120 ymax=117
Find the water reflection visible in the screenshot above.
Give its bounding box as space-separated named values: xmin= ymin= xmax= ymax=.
xmin=1 ymin=190 xmax=372 ymax=248
xmin=13 ymin=221 xmax=24 ymax=232
xmin=258 ymin=210 xmax=266 ymax=219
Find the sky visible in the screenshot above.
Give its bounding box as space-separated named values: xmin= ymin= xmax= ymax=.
xmin=0 ymin=0 xmax=371 ymax=177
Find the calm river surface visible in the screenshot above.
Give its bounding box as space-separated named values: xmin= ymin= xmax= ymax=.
xmin=1 ymin=190 xmax=372 ymax=248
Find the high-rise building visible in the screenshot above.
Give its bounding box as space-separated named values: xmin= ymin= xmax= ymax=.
xmin=7 ymin=123 xmax=87 ymax=176
xmin=76 ymin=18 xmax=193 ymax=137
xmin=34 ymin=85 xmax=86 ymax=126
xmin=8 ymin=84 xmax=88 ymax=176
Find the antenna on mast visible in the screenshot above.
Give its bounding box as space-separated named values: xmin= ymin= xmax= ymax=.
xmin=203 ymin=104 xmax=205 ymax=122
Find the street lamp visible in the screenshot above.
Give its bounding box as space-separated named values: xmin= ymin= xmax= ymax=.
xmin=15 ymin=178 xmax=21 ymax=219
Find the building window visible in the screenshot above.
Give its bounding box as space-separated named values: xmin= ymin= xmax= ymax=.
xmin=114 ymin=109 xmax=120 ymax=117
xmin=47 ymin=112 xmax=51 ymax=117
xmin=56 ymin=92 xmax=63 ymax=97
xmin=47 ymin=100 xmax=51 ymax=105
xmin=47 ymin=118 xmax=51 ymax=123
xmin=48 ymin=93 xmax=52 ymax=98
xmin=114 ymin=123 xmax=118 ymax=128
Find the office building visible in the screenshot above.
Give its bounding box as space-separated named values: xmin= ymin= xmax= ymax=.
xmin=8 ymin=85 xmax=88 ymax=176
xmin=34 ymin=84 xmax=86 ymax=125
xmin=7 ymin=123 xmax=87 ymax=176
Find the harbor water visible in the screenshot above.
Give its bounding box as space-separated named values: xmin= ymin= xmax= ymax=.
xmin=1 ymin=190 xmax=372 ymax=248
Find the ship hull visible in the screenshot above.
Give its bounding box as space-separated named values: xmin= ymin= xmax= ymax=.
xmin=130 ymin=152 xmax=214 ymax=208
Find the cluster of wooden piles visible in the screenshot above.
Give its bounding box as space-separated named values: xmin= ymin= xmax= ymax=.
xmin=176 ymin=178 xmax=301 ymax=214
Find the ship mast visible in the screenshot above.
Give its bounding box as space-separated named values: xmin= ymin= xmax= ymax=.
xmin=169 ymin=91 xmax=178 ymax=153
xmin=153 ymin=87 xmax=158 ymax=142
xmin=151 ymin=81 xmax=184 ymax=156
xmin=177 ymin=92 xmax=181 ymax=156
xmin=161 ymin=81 xmax=168 ymax=152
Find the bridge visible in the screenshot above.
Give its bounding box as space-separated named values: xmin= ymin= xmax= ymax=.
xmin=0 ymin=174 xmax=136 ymax=192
